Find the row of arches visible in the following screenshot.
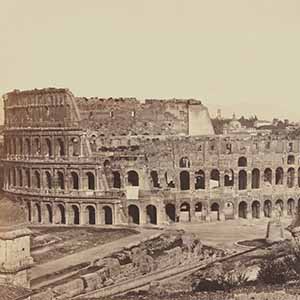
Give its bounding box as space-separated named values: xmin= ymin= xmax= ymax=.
xmin=27 ymin=202 xmax=113 ymax=225
xmin=8 ymin=169 xmax=96 ymax=191
xmin=5 ymin=136 xmax=81 ymax=157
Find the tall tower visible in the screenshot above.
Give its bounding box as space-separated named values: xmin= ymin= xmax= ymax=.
xmin=0 ymin=195 xmax=33 ymax=288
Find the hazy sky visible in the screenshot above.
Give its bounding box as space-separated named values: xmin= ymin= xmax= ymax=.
xmin=1 ymin=0 xmax=300 ymax=121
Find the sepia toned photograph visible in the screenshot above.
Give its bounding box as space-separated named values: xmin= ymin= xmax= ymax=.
xmin=1 ymin=1 xmax=300 ymax=299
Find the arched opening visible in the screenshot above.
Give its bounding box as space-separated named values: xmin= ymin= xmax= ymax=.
xmin=128 ymin=205 xmax=140 ymax=224
xmin=287 ymin=167 xmax=295 ymax=188
xmin=112 ymin=171 xmax=121 ymax=188
xmin=264 ymin=168 xmax=272 ymax=186
xmin=263 ymin=200 xmax=272 ymax=218
xmin=86 ymin=172 xmax=95 ymax=190
xmin=180 ymin=202 xmax=191 ymax=222
xmin=86 ymin=205 xmax=96 ymax=225
xmin=45 ymin=204 xmax=53 ymax=223
xmin=150 ymin=171 xmax=160 ymax=188
xmin=57 ymin=171 xmax=65 ymax=190
xmin=26 ymin=202 xmax=31 ymax=222
xmin=71 ymin=205 xmax=80 ymax=225
xmin=252 ymin=201 xmax=260 ymax=218
xmin=57 ymin=138 xmax=65 ymax=156
xmin=238 ymin=170 xmax=247 ymax=190
xmin=127 ymin=170 xmax=139 ymax=186
xmin=71 ymin=172 xmax=79 ymax=190
xmin=103 ymin=206 xmax=113 ymax=224
xmin=287 ymin=198 xmax=295 ymax=216
xmin=288 ymin=155 xmax=295 ymax=165
xmin=210 ymin=169 xmax=220 ymax=188
xmin=195 ymin=170 xmax=205 ymax=190
xmin=238 ymin=156 xmax=247 ymax=167
xmin=35 ymin=203 xmax=42 ymax=223
xmin=34 ymin=171 xmax=41 ymax=189
xmin=25 ymin=138 xmax=31 ymax=156
xmin=238 ymin=201 xmax=248 ymax=219
xmin=18 ymin=169 xmax=23 ymax=187
xmin=275 ymin=199 xmax=284 ymax=216
xmin=146 ymin=205 xmax=157 ymax=224
xmin=179 ymin=157 xmax=190 ymax=168
xmin=45 ymin=138 xmax=52 ymax=157
xmin=25 ymin=169 xmax=30 ymax=187
xmin=224 ymin=169 xmax=234 ymax=187
xmin=57 ymin=204 xmax=66 ymax=224
xmin=275 ymin=167 xmax=284 ymax=185
xmin=165 ymin=203 xmax=176 ymax=222
xmin=224 ymin=201 xmax=234 ymax=220
xmin=45 ymin=171 xmax=52 ymax=190
xmin=251 ymin=168 xmax=260 ymax=189
xmin=180 ymin=171 xmax=190 ymax=190
xmin=211 ymin=203 xmax=220 ymax=221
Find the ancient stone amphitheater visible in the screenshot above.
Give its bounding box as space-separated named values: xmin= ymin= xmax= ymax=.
xmin=1 ymin=88 xmax=299 ymax=226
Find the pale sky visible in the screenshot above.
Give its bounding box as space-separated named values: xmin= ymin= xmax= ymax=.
xmin=1 ymin=0 xmax=300 ymax=121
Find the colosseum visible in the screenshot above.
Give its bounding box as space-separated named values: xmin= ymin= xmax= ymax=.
xmin=1 ymin=88 xmax=299 ymax=226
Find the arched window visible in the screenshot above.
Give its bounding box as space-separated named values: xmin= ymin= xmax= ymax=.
xmin=288 ymin=155 xmax=295 ymax=165
xmin=238 ymin=201 xmax=247 ymax=218
xmin=210 ymin=169 xmax=220 ymax=188
xmin=165 ymin=203 xmax=176 ymax=222
xmin=103 ymin=206 xmax=113 ymax=224
xmin=224 ymin=169 xmax=234 ymax=187
xmin=251 ymin=168 xmax=260 ymax=189
xmin=57 ymin=171 xmax=65 ymax=190
xmin=195 ymin=170 xmax=205 ymax=190
xmin=127 ymin=170 xmax=139 ymax=186
xmin=45 ymin=171 xmax=52 ymax=189
xmin=86 ymin=172 xmax=95 ymax=190
xmin=25 ymin=169 xmax=30 ymax=187
xmin=56 ymin=204 xmax=66 ymax=224
xmin=180 ymin=171 xmax=190 ymax=190
xmin=86 ymin=205 xmax=96 ymax=225
xmin=34 ymin=171 xmax=41 ymax=189
xmin=179 ymin=157 xmax=190 ymax=168
xmin=71 ymin=172 xmax=79 ymax=190
xmin=150 ymin=171 xmax=160 ymax=188
xmin=264 ymin=168 xmax=272 ymax=185
xmin=287 ymin=168 xmax=295 ymax=188
xmin=146 ymin=205 xmax=157 ymax=224
xmin=275 ymin=167 xmax=284 ymax=185
xmin=45 ymin=138 xmax=52 ymax=157
xmin=71 ymin=205 xmax=80 ymax=225
xmin=34 ymin=138 xmax=41 ymax=155
xmin=57 ymin=138 xmax=65 ymax=156
xmin=128 ymin=204 xmax=140 ymax=224
xmin=238 ymin=156 xmax=247 ymax=167
xmin=238 ymin=170 xmax=247 ymax=190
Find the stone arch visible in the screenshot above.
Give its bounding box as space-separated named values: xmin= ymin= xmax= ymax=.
xmin=127 ymin=170 xmax=139 ymax=186
xmin=238 ymin=170 xmax=247 ymax=190
xmin=210 ymin=202 xmax=220 ymax=221
xmin=45 ymin=138 xmax=52 ymax=157
xmin=128 ymin=204 xmax=140 ymax=224
xmin=251 ymin=168 xmax=260 ymax=189
xmin=179 ymin=156 xmax=190 ymax=168
xmin=224 ymin=201 xmax=234 ymax=220
xmin=224 ymin=169 xmax=234 ymax=187
xmin=150 ymin=171 xmax=160 ymax=188
xmin=238 ymin=201 xmax=248 ymax=219
xmin=112 ymin=171 xmax=121 ymax=188
xmin=275 ymin=167 xmax=284 ymax=185
xmin=86 ymin=205 xmax=96 ymax=225
xmin=180 ymin=202 xmax=191 ymax=222
xmin=45 ymin=171 xmax=52 ymax=189
xmin=56 ymin=204 xmax=66 ymax=224
xmin=238 ymin=156 xmax=247 ymax=167
xmin=57 ymin=138 xmax=65 ymax=156
xmin=180 ymin=171 xmax=190 ymax=190
xmin=287 ymin=167 xmax=295 ymax=188
xmin=288 ymin=154 xmax=295 ymax=165
xmin=103 ymin=206 xmax=113 ymax=224
xmin=264 ymin=168 xmax=272 ymax=185
xmin=146 ymin=205 xmax=157 ymax=224
xmin=71 ymin=205 xmax=80 ymax=225
xmin=25 ymin=169 xmax=30 ymax=187
xmin=195 ymin=170 xmax=205 ymax=189
xmin=34 ymin=203 xmax=42 ymax=223
xmin=71 ymin=171 xmax=79 ymax=190
xmin=210 ymin=169 xmax=220 ymax=188
xmin=34 ymin=171 xmax=41 ymax=189
xmin=86 ymin=172 xmax=95 ymax=190
xmin=287 ymin=198 xmax=295 ymax=216
xmin=263 ymin=200 xmax=272 ymax=218
xmin=45 ymin=204 xmax=53 ymax=223
xmin=57 ymin=171 xmax=65 ymax=190
xmin=275 ymin=199 xmax=284 ymax=216
xmin=252 ymin=201 xmax=261 ymax=219
xmin=165 ymin=203 xmax=176 ymax=223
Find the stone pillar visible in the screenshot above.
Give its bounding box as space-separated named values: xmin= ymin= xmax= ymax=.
xmin=80 ymin=204 xmax=86 ymax=225
xmin=205 ymin=170 xmax=210 ymax=190
xmin=247 ymin=170 xmax=251 ymax=190
xmin=96 ymin=203 xmax=101 ymax=225
xmin=140 ymin=204 xmax=147 ymax=225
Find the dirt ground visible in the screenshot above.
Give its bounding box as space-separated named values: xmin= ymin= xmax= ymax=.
xmin=30 ymin=226 xmax=138 ymax=264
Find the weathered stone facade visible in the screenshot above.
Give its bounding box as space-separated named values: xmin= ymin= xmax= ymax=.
xmin=2 ymin=88 xmax=300 ymax=226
